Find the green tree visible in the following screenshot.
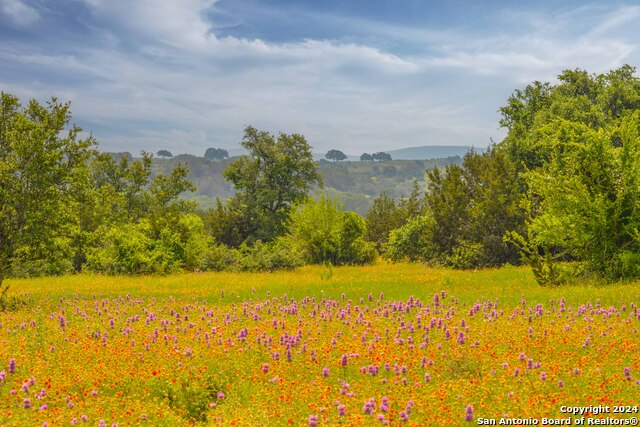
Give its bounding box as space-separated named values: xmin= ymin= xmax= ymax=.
xmin=360 ymin=153 xmax=374 ymax=162
xmin=372 ymin=152 xmax=392 ymax=162
xmin=383 ymin=148 xmax=524 ymax=268
xmin=223 ymin=126 xmax=322 ymax=243
xmin=204 ymin=147 xmax=229 ymax=161
xmin=157 ymin=150 xmax=173 ymax=158
xmin=365 ymin=193 xmax=405 ymax=250
xmin=499 ymin=65 xmax=640 ymax=282
xmin=286 ymin=194 xmax=376 ymax=265
xmin=0 ymin=93 xmax=94 ymax=307
xmin=326 ymin=149 xmax=347 ymax=162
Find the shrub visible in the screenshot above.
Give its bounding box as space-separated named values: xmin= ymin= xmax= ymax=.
xmin=287 ymin=194 xmax=377 ymax=265
xmin=384 ymin=215 xmax=435 ymax=262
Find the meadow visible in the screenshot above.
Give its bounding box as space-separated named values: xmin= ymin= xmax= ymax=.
xmin=0 ymin=263 xmax=639 ymax=426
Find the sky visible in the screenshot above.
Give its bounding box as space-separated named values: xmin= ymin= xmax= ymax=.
xmin=1 ymin=1 xmax=640 ymax=156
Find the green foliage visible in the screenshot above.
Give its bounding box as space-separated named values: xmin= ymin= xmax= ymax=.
xmin=204 ymin=147 xmax=229 ymax=160
xmin=85 ymin=214 xmax=210 ymax=275
xmin=0 ymin=92 xmax=95 ymax=296
xmin=223 ymin=126 xmax=322 ymax=243
xmin=325 ymin=149 xmax=347 ymax=162
xmin=501 ymin=66 xmax=640 ymax=282
xmin=235 ymin=239 xmax=304 ymax=272
xmin=397 ymin=148 xmax=525 ymax=268
xmin=200 ymin=243 xmax=241 ymax=272
xmin=85 ymin=221 xmax=154 ymax=275
xmin=384 ymin=215 xmax=435 ymax=262
xmin=156 ymin=150 xmax=173 ymax=158
xmin=286 ymin=194 xmax=376 ymax=265
xmin=372 ymin=152 xmax=392 ymax=162
xmin=366 ymin=180 xmax=426 ymax=250
xmin=203 ymin=197 xmax=250 ymax=248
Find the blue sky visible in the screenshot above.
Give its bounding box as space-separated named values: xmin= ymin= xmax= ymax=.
xmin=1 ymin=1 xmax=639 ymax=155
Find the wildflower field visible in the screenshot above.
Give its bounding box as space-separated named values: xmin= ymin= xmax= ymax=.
xmin=1 ymin=264 xmax=639 ymax=426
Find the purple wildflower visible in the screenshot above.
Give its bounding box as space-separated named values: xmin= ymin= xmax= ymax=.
xmin=465 ymin=404 xmax=474 ymax=422
xmin=341 ymin=354 xmax=348 ymax=366
xmin=308 ymin=414 xmax=319 ymax=427
xmin=8 ymin=359 xmax=16 ymax=374
xmin=363 ymin=398 xmax=376 ymax=415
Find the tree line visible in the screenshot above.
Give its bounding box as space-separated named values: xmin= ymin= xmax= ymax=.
xmin=377 ymin=65 xmax=640 ymax=285
xmin=2 ymin=65 xmax=640 ymax=308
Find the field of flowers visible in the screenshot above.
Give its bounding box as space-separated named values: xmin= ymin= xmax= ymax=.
xmin=0 ymin=264 xmax=639 ymax=426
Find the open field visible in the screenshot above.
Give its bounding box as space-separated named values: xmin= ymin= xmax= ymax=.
xmin=1 ymin=263 xmax=639 ymax=426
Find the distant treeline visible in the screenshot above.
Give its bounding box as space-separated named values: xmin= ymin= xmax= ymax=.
xmin=2 ymin=65 xmax=640 ymax=305
xmin=130 ymin=152 xmax=462 ymax=215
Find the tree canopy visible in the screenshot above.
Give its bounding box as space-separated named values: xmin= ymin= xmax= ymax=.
xmin=0 ymin=93 xmax=95 ymax=304
xmin=372 ymin=152 xmax=392 ymax=162
xmin=325 ymin=149 xmax=347 ymax=162
xmin=223 ymin=126 xmax=322 ymax=242
xmin=204 ymin=147 xmax=229 ymax=161
xmin=157 ymin=150 xmax=173 ymax=158
xmin=360 ymin=153 xmax=374 ymax=162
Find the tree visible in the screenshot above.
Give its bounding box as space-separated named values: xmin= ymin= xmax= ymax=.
xmin=360 ymin=153 xmax=374 ymax=162
xmin=325 ymin=149 xmax=347 ymax=162
xmin=0 ymin=93 xmax=95 ymax=307
xmin=372 ymin=152 xmax=392 ymax=162
xmin=500 ymin=65 xmax=640 ymax=282
xmin=286 ymin=194 xmax=376 ymax=265
xmin=365 ymin=193 xmax=405 ymax=250
xmin=204 ymin=147 xmax=229 ymax=161
xmin=223 ymin=126 xmax=322 ymax=243
xmin=157 ymin=150 xmax=173 ymax=159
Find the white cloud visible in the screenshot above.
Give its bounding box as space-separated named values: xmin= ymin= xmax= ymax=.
xmin=418 ymin=5 xmax=639 ymax=83
xmin=0 ymin=0 xmax=39 ymax=26
xmin=1 ymin=2 xmax=639 ymax=155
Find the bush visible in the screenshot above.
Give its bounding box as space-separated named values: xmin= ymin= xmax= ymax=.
xmin=201 ymin=244 xmax=240 ymax=272
xmin=236 ymin=240 xmax=304 ymax=272
xmin=287 ymin=194 xmax=377 ymax=265
xmin=384 ymin=215 xmax=435 ymax=262
xmin=86 ymin=214 xmax=211 ymax=275
xmin=85 ymin=222 xmax=154 ymax=275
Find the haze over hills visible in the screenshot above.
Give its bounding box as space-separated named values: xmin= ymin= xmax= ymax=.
xmin=385 ymin=146 xmax=483 ymax=160
xmin=227 ymin=145 xmax=481 ymax=161
xmin=142 ymin=153 xmax=464 ymax=215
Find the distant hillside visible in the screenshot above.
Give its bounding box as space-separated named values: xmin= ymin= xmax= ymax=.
xmin=133 ymin=153 xmax=464 ymax=215
xmin=386 ymin=145 xmax=483 ymax=160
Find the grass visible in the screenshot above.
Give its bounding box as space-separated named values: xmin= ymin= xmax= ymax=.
xmin=1 ymin=263 xmax=639 ymax=426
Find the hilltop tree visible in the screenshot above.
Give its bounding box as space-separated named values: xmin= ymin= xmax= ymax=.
xmin=223 ymin=126 xmax=322 ymax=242
xmin=325 ymin=149 xmax=347 ymax=162
xmin=204 ymin=147 xmax=229 ymax=161
xmin=0 ymin=93 xmax=95 ymax=307
xmin=373 ymin=152 xmax=392 ymax=162
xmin=157 ymin=150 xmax=173 ymax=159
xmin=360 ymin=153 xmax=374 ymax=162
